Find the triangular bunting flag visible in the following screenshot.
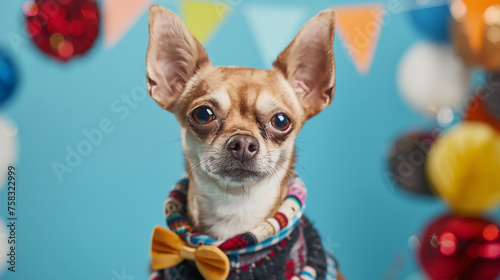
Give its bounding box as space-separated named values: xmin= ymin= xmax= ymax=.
xmin=103 ymin=0 xmax=151 ymax=47
xmin=243 ymin=5 xmax=308 ymax=67
xmin=459 ymin=0 xmax=498 ymax=53
xmin=181 ymin=0 xmax=231 ymax=44
xmin=335 ymin=4 xmax=384 ymax=74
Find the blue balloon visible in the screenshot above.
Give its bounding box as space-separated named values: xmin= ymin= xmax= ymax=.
xmin=0 ymin=48 xmax=18 ymax=106
xmin=409 ymin=3 xmax=451 ymax=42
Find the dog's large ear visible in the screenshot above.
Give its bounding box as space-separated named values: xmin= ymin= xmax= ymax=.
xmin=146 ymin=5 xmax=210 ymax=112
xmin=273 ymin=10 xmax=336 ymax=119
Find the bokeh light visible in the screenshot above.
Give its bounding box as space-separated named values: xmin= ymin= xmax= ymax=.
xmin=483 ymin=224 xmax=500 ymax=241
xmin=439 ymin=231 xmax=457 ymax=256
xmin=22 ymin=1 xmax=38 ymax=17
xmin=479 ymin=243 xmax=500 ymax=259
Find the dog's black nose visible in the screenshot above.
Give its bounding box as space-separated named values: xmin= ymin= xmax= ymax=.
xmin=226 ymin=134 xmax=259 ymax=162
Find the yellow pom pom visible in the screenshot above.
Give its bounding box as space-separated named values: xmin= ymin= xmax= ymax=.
xmin=427 ymin=122 xmax=500 ymax=216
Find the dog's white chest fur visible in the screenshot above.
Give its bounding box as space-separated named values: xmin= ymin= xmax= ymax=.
xmin=189 ymin=171 xmax=283 ymax=240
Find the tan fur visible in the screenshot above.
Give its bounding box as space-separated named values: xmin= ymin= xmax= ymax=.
xmin=146 ymin=6 xmax=210 ymax=111
xmin=177 ymin=66 xmax=303 ymax=236
xmin=146 ymin=5 xmax=344 ymax=277
xmin=274 ymin=10 xmax=336 ymax=119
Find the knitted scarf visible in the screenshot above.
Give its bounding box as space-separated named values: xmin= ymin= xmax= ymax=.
xmin=150 ymin=178 xmax=339 ymax=280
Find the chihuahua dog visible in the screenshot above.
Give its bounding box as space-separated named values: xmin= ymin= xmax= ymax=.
xmin=147 ymin=5 xmax=344 ymax=280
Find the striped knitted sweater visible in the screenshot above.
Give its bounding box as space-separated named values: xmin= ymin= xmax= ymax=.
xmin=149 ymin=178 xmax=339 ymax=280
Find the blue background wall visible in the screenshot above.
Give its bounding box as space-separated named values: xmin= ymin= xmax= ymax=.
xmin=1 ymin=0 xmax=496 ymax=279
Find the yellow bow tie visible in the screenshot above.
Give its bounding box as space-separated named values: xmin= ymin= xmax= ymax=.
xmin=150 ymin=226 xmax=230 ymax=280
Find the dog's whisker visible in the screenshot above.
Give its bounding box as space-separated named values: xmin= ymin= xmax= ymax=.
xmin=273 ymin=161 xmax=295 ymax=180
xmin=269 ymin=92 xmax=288 ymax=107
xmin=150 ymin=138 xmax=182 ymax=154
xmin=242 ymin=184 xmax=249 ymax=198
xmin=185 ymin=158 xmax=212 ymax=178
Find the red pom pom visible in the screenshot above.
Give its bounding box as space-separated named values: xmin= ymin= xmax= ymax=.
xmin=24 ymin=0 xmax=99 ymax=62
xmin=418 ymin=214 xmax=500 ymax=280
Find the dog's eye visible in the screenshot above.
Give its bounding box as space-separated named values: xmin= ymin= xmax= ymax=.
xmin=270 ymin=113 xmax=291 ymax=131
xmin=192 ymin=106 xmax=215 ymax=124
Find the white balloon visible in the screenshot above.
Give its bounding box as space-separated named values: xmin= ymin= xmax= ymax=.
xmin=0 ymin=116 xmax=18 ymax=189
xmin=397 ymin=41 xmax=470 ymax=117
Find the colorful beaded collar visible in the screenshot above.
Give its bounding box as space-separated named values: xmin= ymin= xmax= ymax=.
xmin=164 ymin=177 xmax=307 ymax=256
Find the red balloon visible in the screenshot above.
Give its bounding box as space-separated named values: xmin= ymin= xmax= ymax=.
xmin=24 ymin=0 xmax=99 ymax=62
xmin=418 ymin=214 xmax=500 ymax=280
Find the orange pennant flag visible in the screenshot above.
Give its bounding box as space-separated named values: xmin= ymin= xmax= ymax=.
xmin=335 ymin=4 xmax=385 ymax=74
xmin=103 ymin=0 xmax=152 ymax=47
xmin=457 ymin=0 xmax=499 ymax=54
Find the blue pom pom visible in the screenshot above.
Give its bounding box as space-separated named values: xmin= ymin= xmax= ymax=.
xmin=0 ymin=48 xmax=18 ymax=106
